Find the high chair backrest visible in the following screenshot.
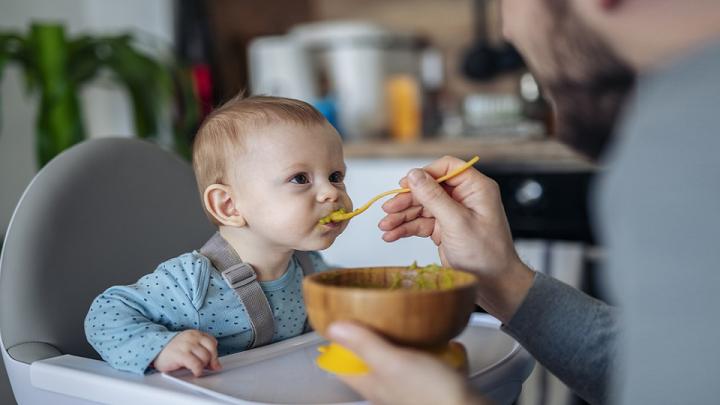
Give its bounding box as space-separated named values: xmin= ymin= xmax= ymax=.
xmin=0 ymin=138 xmax=214 ymax=364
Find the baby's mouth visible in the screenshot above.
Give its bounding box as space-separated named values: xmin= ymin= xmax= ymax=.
xmin=318 ymin=207 xmax=347 ymax=228
xmin=318 ymin=207 xmax=349 ymax=225
xmin=321 ymin=221 xmax=341 ymax=229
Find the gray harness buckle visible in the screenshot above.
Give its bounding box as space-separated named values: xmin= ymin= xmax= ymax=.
xmin=221 ymin=263 xmax=258 ymax=289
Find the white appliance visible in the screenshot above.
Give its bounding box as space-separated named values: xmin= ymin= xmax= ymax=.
xmin=247 ymin=35 xmax=319 ymax=102
xmin=248 ymin=21 xmax=423 ymax=141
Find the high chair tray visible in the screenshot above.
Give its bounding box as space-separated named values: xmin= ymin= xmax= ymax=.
xmin=30 ymin=314 xmax=533 ymax=405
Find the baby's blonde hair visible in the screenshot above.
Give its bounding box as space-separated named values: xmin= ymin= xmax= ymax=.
xmin=192 ymin=94 xmax=327 ymax=224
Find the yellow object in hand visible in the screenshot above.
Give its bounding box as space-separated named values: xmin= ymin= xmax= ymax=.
xmin=318 ymin=156 xmax=480 ymax=224
xmin=316 ymin=341 xmax=468 ymax=375
xmin=316 ymin=342 xmax=370 ymax=375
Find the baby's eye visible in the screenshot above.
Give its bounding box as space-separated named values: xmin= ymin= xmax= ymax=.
xmin=290 ymin=173 xmax=310 ymax=184
xmin=329 ymin=171 xmax=345 ymax=183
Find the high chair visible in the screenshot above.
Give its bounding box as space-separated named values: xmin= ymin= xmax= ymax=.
xmin=0 ymin=138 xmax=533 ymax=404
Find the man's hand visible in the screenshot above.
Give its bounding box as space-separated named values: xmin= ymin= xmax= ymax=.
xmin=379 ymin=156 xmax=535 ymax=322
xmin=328 ymin=322 xmax=489 ymax=405
xmin=153 ymin=330 xmax=222 ymax=377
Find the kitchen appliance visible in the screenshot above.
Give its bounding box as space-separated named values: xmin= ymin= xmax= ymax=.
xmin=248 ymin=21 xmax=426 ymax=141
xmin=247 ymin=35 xmax=319 ymax=102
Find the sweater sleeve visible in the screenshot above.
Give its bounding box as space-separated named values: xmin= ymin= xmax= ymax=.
xmin=501 ymin=271 xmax=619 ymax=405
xmin=84 ymin=255 xmax=208 ymax=374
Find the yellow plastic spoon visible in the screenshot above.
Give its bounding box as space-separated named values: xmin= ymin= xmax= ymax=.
xmin=319 ymin=156 xmax=480 ymax=224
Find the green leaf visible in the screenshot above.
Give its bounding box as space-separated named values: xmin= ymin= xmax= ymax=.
xmin=1 ymin=33 xmax=38 ymax=94
xmin=29 ymin=23 xmax=85 ymax=166
xmin=100 ymin=37 xmax=168 ymax=139
xmin=1 ymin=33 xmax=27 ymax=69
xmin=98 ymin=35 xmax=196 ymax=160
xmin=68 ymin=36 xmax=104 ymax=85
xmin=0 ymin=37 xmax=8 ymax=76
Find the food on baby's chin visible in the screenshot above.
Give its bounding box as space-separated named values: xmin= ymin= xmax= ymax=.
xmin=318 ymin=208 xmax=348 ymax=225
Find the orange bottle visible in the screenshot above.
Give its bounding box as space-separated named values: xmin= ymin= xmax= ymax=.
xmin=386 ymin=74 xmax=422 ymax=142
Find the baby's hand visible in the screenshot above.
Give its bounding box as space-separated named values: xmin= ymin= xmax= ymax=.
xmin=153 ymin=330 xmax=222 ymax=377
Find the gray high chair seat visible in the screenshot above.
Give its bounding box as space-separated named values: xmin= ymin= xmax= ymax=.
xmin=0 ymin=138 xmax=214 ymax=403
xmin=0 ymin=137 xmax=535 ymax=405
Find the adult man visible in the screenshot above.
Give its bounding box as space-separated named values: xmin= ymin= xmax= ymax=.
xmin=327 ymin=0 xmax=720 ymax=404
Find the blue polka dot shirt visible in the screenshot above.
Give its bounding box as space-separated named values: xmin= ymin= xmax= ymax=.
xmin=84 ymin=250 xmax=328 ymax=374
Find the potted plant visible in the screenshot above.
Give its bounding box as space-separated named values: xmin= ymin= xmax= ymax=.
xmin=0 ymin=22 xmax=199 ymax=167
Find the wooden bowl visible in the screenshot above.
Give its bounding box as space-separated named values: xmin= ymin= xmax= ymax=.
xmin=303 ymin=266 xmax=478 ymax=348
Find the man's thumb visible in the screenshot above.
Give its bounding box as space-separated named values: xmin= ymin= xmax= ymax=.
xmin=407 ymin=169 xmax=462 ymax=222
xmin=328 ymin=322 xmax=395 ymax=368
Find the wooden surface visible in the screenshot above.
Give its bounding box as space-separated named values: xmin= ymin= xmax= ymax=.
xmin=343 ymin=137 xmax=597 ymax=171
xmin=303 ymin=267 xmax=478 ymax=348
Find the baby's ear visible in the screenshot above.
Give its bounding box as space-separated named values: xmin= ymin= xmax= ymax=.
xmin=203 ymin=184 xmax=247 ymax=227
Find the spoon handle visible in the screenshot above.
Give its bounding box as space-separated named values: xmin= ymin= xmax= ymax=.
xmin=348 ymin=156 xmax=480 ymax=219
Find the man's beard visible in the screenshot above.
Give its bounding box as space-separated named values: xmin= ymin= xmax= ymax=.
xmin=540 ymin=2 xmax=636 ymax=161
xmin=546 ymin=71 xmax=635 ymax=160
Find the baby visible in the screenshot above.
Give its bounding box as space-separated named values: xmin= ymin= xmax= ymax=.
xmin=85 ymin=95 xmax=352 ymax=376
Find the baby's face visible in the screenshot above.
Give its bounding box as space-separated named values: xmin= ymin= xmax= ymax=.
xmin=228 ymin=122 xmax=352 ymax=251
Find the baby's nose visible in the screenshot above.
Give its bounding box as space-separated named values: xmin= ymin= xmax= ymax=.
xmin=317 ymin=183 xmax=340 ymax=203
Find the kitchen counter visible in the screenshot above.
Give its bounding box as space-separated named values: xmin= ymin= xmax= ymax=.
xmin=343 ymin=137 xmax=597 ymax=171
